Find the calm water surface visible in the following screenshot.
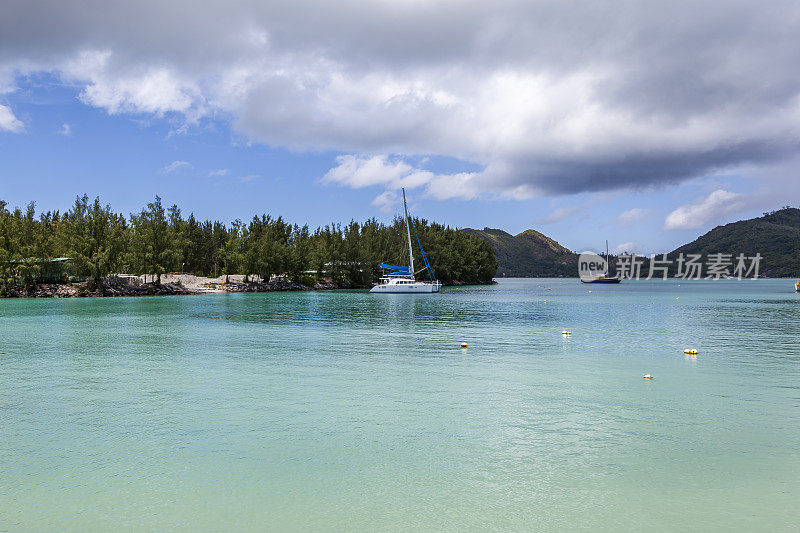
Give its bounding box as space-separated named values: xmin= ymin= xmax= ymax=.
xmin=1 ymin=279 xmax=799 ymax=531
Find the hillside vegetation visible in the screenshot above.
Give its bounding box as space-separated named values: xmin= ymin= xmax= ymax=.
xmin=467 ymin=207 xmax=800 ymax=279
xmin=667 ymin=207 xmax=800 ymax=277
xmin=464 ymin=228 xmax=577 ymax=277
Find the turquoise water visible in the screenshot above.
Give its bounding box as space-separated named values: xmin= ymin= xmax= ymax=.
xmin=1 ymin=278 xmax=799 ymax=531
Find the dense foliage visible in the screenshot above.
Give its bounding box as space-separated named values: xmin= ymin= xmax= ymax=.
xmin=469 ymin=207 xmax=800 ymax=279
xmin=464 ymin=228 xmax=578 ymax=277
xmin=664 ymin=207 xmax=800 ymax=277
xmin=0 ymin=195 xmax=498 ymax=294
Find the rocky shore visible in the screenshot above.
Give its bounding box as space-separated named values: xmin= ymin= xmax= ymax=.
xmin=2 ymin=272 xmax=485 ymax=299
xmin=219 ymin=280 xmax=338 ymax=293
xmin=4 ymin=278 xmax=340 ymax=298
xmin=5 ymin=281 xmax=196 ymax=298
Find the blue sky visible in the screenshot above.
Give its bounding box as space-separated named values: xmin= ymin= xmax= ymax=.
xmin=1 ymin=1 xmax=798 ymax=255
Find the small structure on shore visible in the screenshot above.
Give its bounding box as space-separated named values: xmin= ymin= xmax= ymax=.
xmin=2 ymin=257 xmax=73 ymax=284
xmin=111 ymin=274 xmax=141 ymax=286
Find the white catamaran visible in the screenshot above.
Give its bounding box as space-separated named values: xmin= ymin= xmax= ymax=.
xmin=370 ymin=188 xmax=442 ymax=294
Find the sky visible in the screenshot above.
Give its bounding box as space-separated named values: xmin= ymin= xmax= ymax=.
xmin=1 ymin=0 xmax=799 ymax=255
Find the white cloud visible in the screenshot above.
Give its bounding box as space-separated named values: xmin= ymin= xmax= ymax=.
xmin=0 ymin=104 xmax=24 ymax=133
xmin=664 ymin=189 xmax=747 ymax=230
xmin=322 ymin=154 xmax=543 ymax=202
xmin=166 ymin=124 xmax=189 ymax=138
xmin=322 ymin=155 xmax=422 ymax=189
xmin=423 ymin=172 xmax=484 ymax=201
xmin=57 ymin=123 xmax=71 ymax=135
xmin=239 ymin=174 xmax=259 ymax=182
xmin=322 ymin=154 xmax=487 ymax=200
xmin=208 ymin=168 xmax=229 ymax=177
xmin=371 ymin=190 xmax=398 ymax=213
xmin=612 ymin=241 xmax=639 ymax=254
xmin=3 ymin=1 xmax=800 ymax=199
xmin=617 ymin=208 xmax=651 ymax=223
xmin=158 ymin=160 xmax=192 ymax=174
xmin=67 ymin=51 xmax=201 ymax=118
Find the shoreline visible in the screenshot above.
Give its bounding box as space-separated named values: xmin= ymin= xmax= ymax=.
xmin=2 ymin=279 xmax=341 ymax=299
xmin=2 ymin=273 xmax=488 ymax=299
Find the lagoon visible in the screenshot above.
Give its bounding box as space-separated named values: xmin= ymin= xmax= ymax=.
xmin=1 ymin=279 xmax=799 ymax=530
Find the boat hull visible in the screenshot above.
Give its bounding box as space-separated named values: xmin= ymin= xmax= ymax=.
xmin=370 ymin=282 xmax=441 ymax=293
xmin=580 ymin=277 xmax=621 ymax=284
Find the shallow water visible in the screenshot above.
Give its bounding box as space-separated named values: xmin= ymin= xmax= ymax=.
xmin=1 ymin=278 xmax=799 ymax=531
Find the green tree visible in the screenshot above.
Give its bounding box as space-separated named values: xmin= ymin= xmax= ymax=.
xmin=0 ymin=194 xmax=499 ymax=294
xmin=66 ymin=195 xmax=126 ymax=286
xmin=135 ymin=196 xmax=174 ymax=284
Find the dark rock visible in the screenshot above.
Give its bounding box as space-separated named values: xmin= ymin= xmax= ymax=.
xmin=221 ymin=280 xmax=335 ymax=293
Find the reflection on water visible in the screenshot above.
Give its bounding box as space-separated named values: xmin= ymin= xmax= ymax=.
xmin=1 ymin=278 xmax=799 ymax=530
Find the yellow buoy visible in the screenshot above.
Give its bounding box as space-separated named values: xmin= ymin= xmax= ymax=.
xmin=683 ymin=348 xmax=699 ymax=355
xmin=562 ymin=330 xmax=572 ymax=336
xmin=643 ymin=374 xmax=654 ymax=379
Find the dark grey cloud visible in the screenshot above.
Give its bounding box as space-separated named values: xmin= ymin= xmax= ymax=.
xmin=2 ymin=0 xmax=800 ymax=198
xmin=501 ymin=139 xmax=800 ymax=195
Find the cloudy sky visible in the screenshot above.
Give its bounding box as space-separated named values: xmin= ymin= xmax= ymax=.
xmin=1 ymin=0 xmax=799 ymax=253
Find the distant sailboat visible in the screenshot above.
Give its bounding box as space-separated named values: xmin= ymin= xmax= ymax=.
xmin=370 ymin=189 xmax=441 ymax=294
xmin=581 ymin=240 xmax=621 ymax=284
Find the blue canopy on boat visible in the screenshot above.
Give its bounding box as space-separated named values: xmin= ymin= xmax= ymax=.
xmin=380 ymin=263 xmax=409 ymax=272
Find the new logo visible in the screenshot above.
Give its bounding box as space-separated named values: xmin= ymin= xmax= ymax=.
xmin=578 ymin=251 xmax=608 ymax=281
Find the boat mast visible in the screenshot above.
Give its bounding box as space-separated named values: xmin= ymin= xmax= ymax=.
xmin=605 ymin=240 xmax=610 ymax=276
xmin=402 ymin=188 xmax=415 ymax=278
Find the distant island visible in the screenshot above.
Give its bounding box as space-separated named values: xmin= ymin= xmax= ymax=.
xmin=667 ymin=207 xmax=800 ymax=277
xmin=0 ymin=195 xmax=498 ymax=298
xmin=464 ymin=228 xmax=577 ymax=277
xmin=467 ymin=207 xmax=800 ymax=278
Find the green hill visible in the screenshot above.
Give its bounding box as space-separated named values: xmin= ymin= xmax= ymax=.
xmin=464 ymin=207 xmax=800 ymax=279
xmin=668 ymin=207 xmax=800 ymax=277
xmin=463 ymin=228 xmax=578 ymax=277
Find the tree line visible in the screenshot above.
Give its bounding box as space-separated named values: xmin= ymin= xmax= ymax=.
xmin=0 ymin=195 xmax=498 ymax=293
